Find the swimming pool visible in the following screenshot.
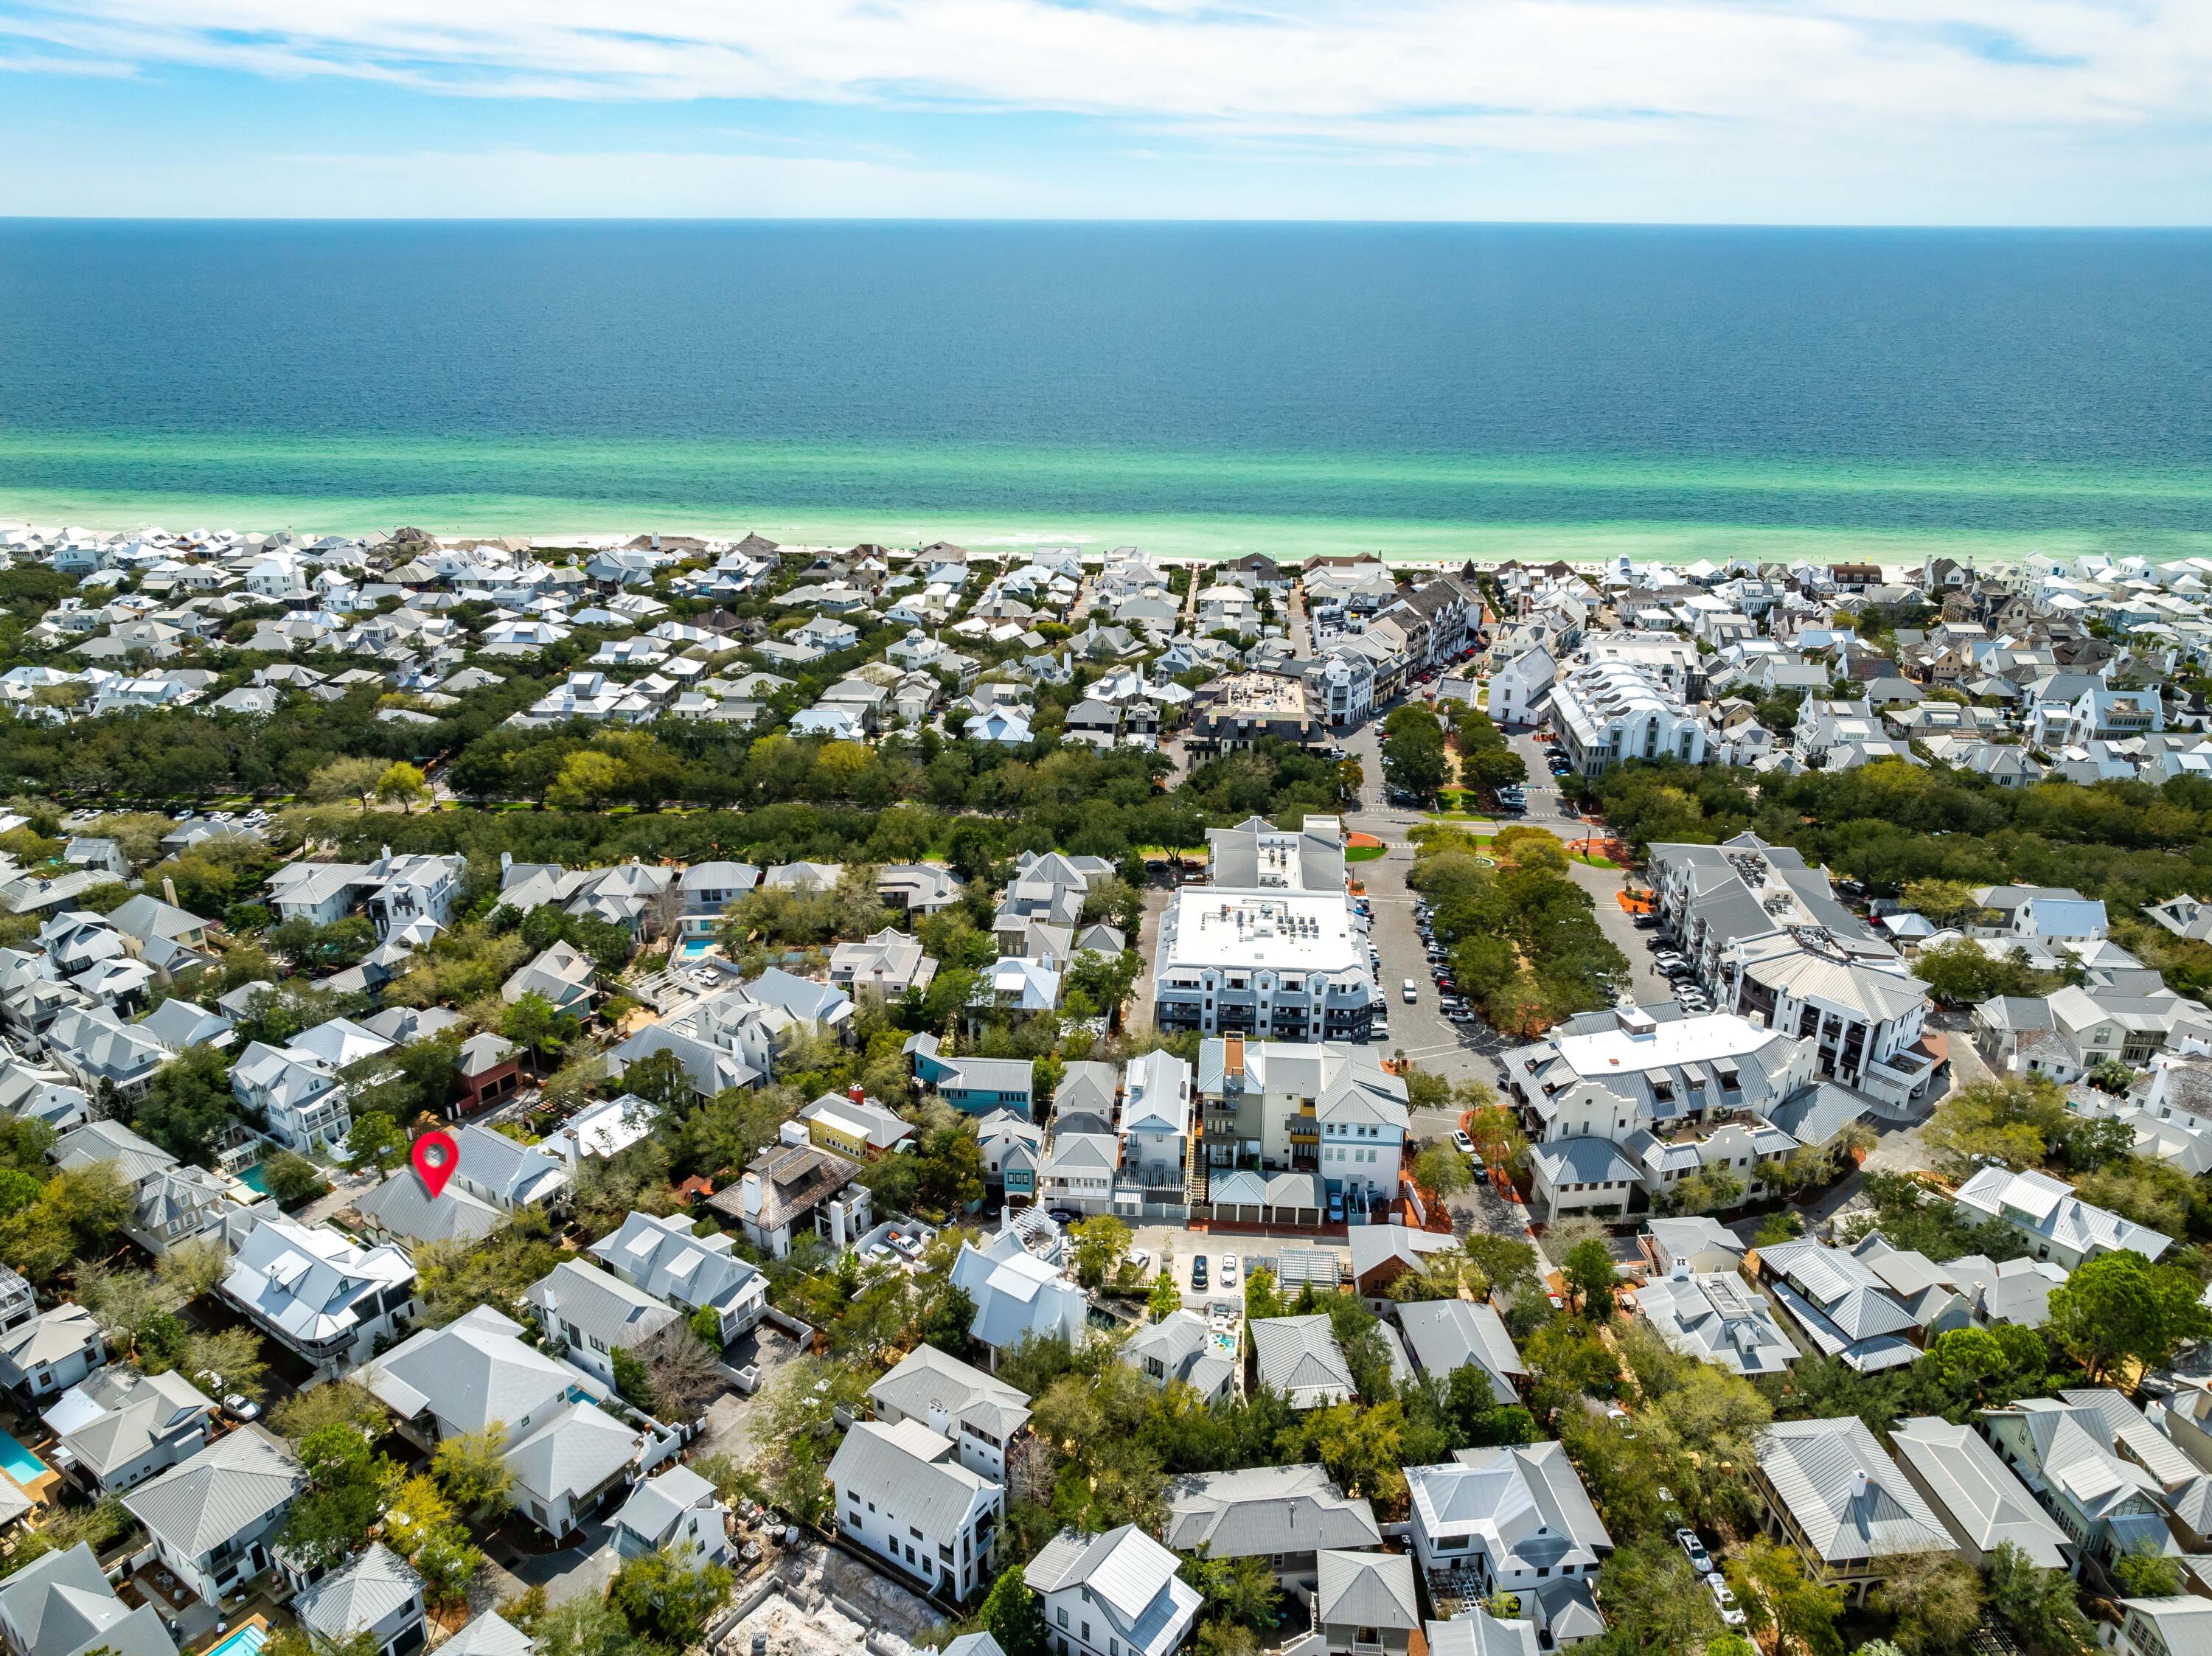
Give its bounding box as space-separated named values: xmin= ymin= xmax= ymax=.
xmin=0 ymin=1427 xmax=47 ymax=1484
xmin=204 ymin=1624 xmax=268 ymax=1656
xmin=237 ymin=1163 xmax=271 ymax=1194
xmin=676 ymin=939 xmax=717 ymax=961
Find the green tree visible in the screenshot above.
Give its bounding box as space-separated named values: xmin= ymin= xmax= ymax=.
xmin=1413 ymin=1144 xmax=1472 ymax=1200
xmin=343 ymin=1111 xmax=412 ymax=1177
xmin=1985 ymin=1542 xmax=2095 ymax=1656
xmin=608 ymin=1545 xmax=732 ymax=1645
xmin=133 ymin=1045 xmax=237 ymax=1164
xmin=2112 ymin=1547 xmax=2185 ymax=1598
xmin=262 ymin=1149 xmax=327 ymax=1206
xmin=1150 ymin=1270 xmax=1184 ymax=1321
xmin=1874 ymin=1552 xmax=1983 ymax=1655
xmin=1070 ymin=1214 xmax=1131 ymax=1289
xmin=1729 ymin=1535 xmax=1845 ymax=1656
xmin=376 ymin=761 xmax=430 ymax=811
xmin=1592 ymin=1537 xmax=1723 ymax=1656
xmin=269 ymin=1379 xmax=388 ymax=1444
xmin=501 ymin=989 xmax=578 ymax=1060
xmin=1562 ymin=1239 xmax=1618 ymax=1318
xmin=980 ymin=1563 xmax=1050 ymax=1656
xmin=2048 ymin=1249 xmax=2212 ymax=1382
xmin=279 ymin=1424 xmax=391 ymax=1571
xmin=432 ymin=1426 xmax=515 ymax=1522
xmin=307 ymin=756 xmax=386 ymax=808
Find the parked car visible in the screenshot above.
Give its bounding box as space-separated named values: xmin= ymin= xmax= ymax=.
xmin=1402 ymin=978 xmax=1419 ymax=1003
xmin=1127 ymin=1248 xmax=1151 ymax=1273
xmin=1452 ymin=1130 xmax=1476 ymax=1155
xmin=1328 ymin=1189 xmax=1346 ymax=1222
xmin=1192 ymin=1256 xmax=1208 ymax=1288
xmin=1220 ymin=1253 xmax=1239 ymax=1288
xmin=1677 ymin=1529 xmax=1714 ymax=1574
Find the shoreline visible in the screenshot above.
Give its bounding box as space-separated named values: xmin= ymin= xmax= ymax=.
xmin=3 ymin=506 xmax=2203 ymax=568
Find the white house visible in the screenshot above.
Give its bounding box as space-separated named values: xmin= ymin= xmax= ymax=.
xmin=122 ymin=1424 xmax=305 ymax=1608
xmin=220 ymin=1218 xmax=416 ymax=1380
xmin=1029 ymin=1525 xmax=1202 ymax=1656
xmin=588 ymin=1209 xmax=767 ymax=1345
xmin=830 ymin=1419 xmax=1003 ymax=1602
xmin=524 ymin=1258 xmax=678 ymax=1388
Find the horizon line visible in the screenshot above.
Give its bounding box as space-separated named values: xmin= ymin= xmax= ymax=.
xmin=6 ymin=215 xmax=2212 ymax=233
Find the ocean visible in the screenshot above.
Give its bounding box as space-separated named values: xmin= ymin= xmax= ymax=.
xmin=2 ymin=220 xmax=2210 ymax=561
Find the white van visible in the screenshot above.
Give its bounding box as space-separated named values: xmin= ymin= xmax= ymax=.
xmin=1402 ymin=979 xmax=1418 ymax=1003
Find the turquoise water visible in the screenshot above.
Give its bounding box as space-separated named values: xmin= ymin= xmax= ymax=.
xmin=4 ymin=222 xmax=2211 ymax=560
xmin=0 ymin=1428 xmax=48 ymax=1483
xmin=237 ymin=1163 xmax=270 ymax=1194
xmin=203 ymin=1624 xmax=268 ymax=1656
xmin=676 ymin=939 xmax=717 ymax=961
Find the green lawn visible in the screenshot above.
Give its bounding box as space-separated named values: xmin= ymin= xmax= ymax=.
xmin=1345 ymin=843 xmax=1387 ymax=863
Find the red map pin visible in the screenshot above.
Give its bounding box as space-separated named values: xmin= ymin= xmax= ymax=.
xmin=411 ymin=1130 xmax=459 ymax=1199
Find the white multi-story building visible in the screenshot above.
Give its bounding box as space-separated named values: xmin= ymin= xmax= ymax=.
xmin=1546 ymin=658 xmax=1708 ymax=776
xmin=1197 ymin=1035 xmax=1409 ymax=1205
xmin=1503 ymin=1006 xmax=1840 ymax=1218
xmin=1029 ymin=1525 xmax=1203 ymax=1656
xmin=830 ymin=1419 xmax=1001 ymax=1602
xmin=1153 ymin=817 xmax=1378 ymax=1042
xmin=1486 ymin=647 xmax=1554 ymax=728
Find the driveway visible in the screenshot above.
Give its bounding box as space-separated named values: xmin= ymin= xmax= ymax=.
xmin=693 ymin=1323 xmax=806 ymax=1464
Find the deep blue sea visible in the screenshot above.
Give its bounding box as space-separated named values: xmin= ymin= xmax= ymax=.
xmin=1 ymin=220 xmax=2209 ymax=559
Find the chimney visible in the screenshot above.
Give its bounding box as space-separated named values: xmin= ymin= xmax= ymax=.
xmin=161 ymin=876 xmax=179 ymax=908
xmin=928 ymin=1401 xmax=950 ymax=1438
xmin=849 ymin=1083 xmax=866 ymax=1106
xmin=1849 ymin=1468 xmax=1868 ymax=1501
xmin=500 ymin=851 xmax=512 ymax=873
xmin=1225 ymin=1032 xmax=1245 ymax=1081
xmin=741 ymin=1171 xmax=764 ymax=1218
xmin=1670 ymin=1256 xmax=1690 ymax=1282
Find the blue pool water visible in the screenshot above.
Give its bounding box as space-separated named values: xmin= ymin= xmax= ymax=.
xmin=237 ymin=1163 xmax=271 ymax=1194
xmin=0 ymin=1428 xmax=47 ymax=1484
xmin=203 ymin=1625 xmax=268 ymax=1656
xmin=676 ymin=939 xmax=716 ymax=961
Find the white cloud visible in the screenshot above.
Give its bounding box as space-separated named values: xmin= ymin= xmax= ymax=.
xmin=1 ymin=0 xmax=2207 ymax=156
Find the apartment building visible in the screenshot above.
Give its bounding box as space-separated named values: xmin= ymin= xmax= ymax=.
xmin=1196 ymin=1037 xmax=1409 ymax=1206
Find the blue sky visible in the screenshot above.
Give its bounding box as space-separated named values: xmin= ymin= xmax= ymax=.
xmin=4 ymin=0 xmax=2211 ymax=221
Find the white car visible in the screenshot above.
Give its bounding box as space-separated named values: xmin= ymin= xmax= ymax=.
xmin=1127 ymin=1248 xmax=1152 ymax=1273
xmin=1452 ymin=1130 xmax=1476 ymax=1156
xmin=1220 ymin=1253 xmax=1239 ymax=1287
xmin=1402 ymin=979 xmax=1418 ymax=1003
